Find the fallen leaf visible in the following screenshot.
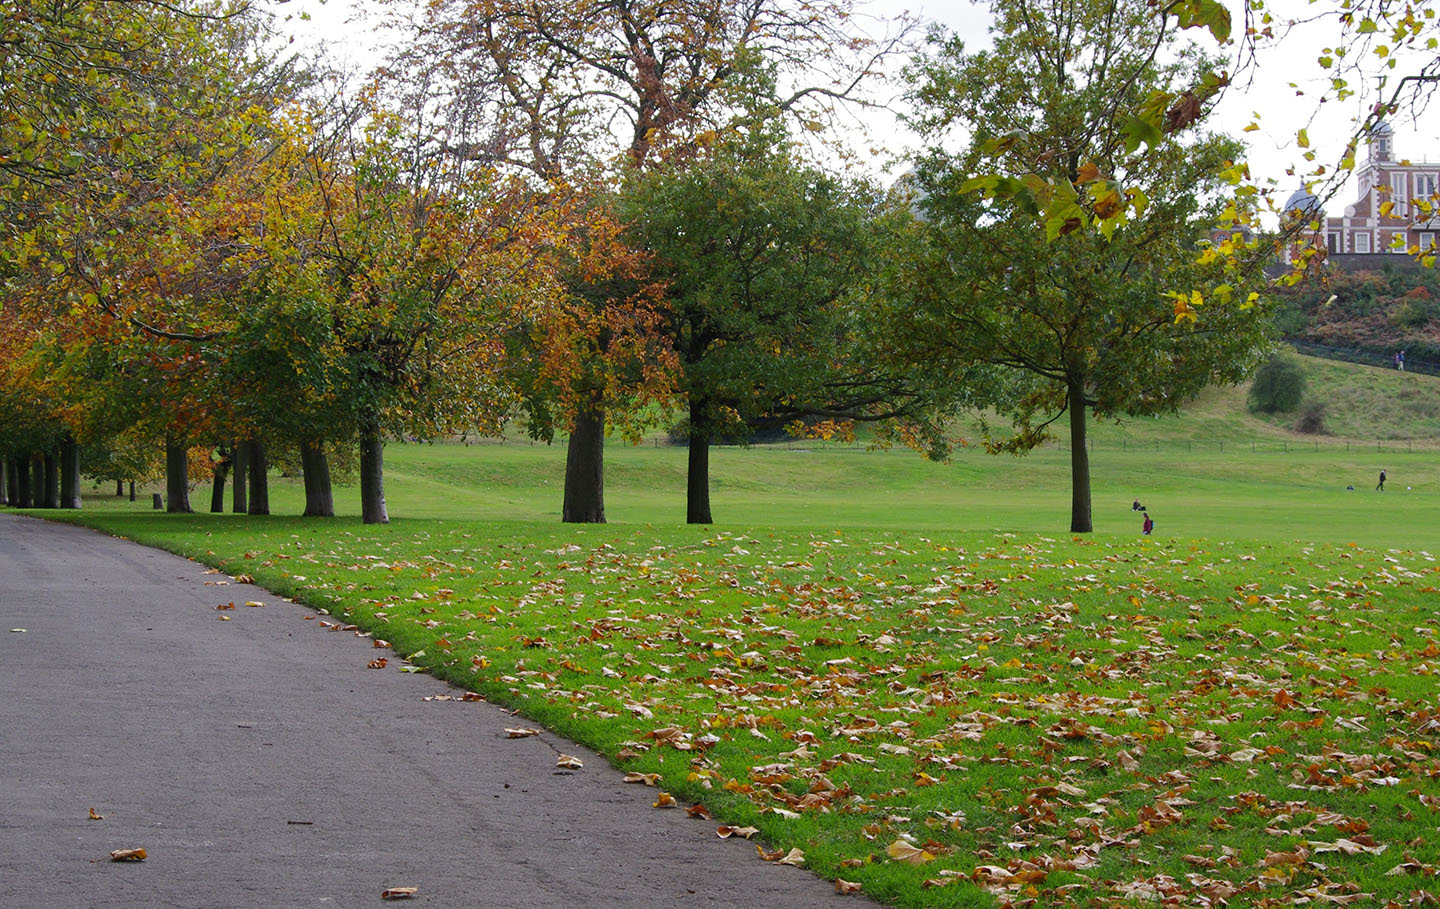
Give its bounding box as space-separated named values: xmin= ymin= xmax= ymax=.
xmin=757 ymin=844 xmax=786 ymax=861
xmin=886 ymin=840 xmax=935 ymax=865
xmin=367 ymin=658 xmax=388 ymax=669
xmin=505 ymin=728 xmax=541 ymax=738
xmin=215 ymin=602 xmax=235 ymax=610
xmin=653 ymin=792 xmax=677 ymax=808
xmin=623 ymin=772 xmax=661 ymax=786
xmin=88 ymin=808 xmax=104 ymax=821
xmin=109 ymin=848 xmax=146 ymax=862
xmin=380 ymin=887 xmax=417 ymax=899
xmin=717 ymin=825 xmax=759 ymax=839
xmin=685 ymin=804 xmax=712 ymax=820
xmin=835 ymin=878 xmax=863 ymax=894
xmin=778 ymin=848 xmax=806 ymax=866
xmin=217 ymin=615 xmax=231 ymax=621
xmin=244 ymin=601 xmax=264 ymax=608
xmin=10 ymin=628 xmax=25 ymax=633
xmin=556 ymin=754 xmax=583 ymax=769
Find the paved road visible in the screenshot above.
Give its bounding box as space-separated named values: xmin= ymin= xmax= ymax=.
xmin=0 ymin=514 xmax=852 ymax=908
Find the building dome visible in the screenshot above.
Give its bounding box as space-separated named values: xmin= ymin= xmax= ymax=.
xmin=1284 ymin=187 xmax=1323 ymax=217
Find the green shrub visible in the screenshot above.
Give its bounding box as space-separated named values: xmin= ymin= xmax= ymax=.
xmin=1248 ymin=353 xmax=1307 ymax=413
xmin=1293 ymin=400 xmax=1328 ymax=434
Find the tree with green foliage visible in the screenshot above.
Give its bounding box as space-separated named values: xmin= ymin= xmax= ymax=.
xmin=620 ymin=133 xmax=927 ymax=524
xmin=897 ymin=0 xmax=1272 ymax=533
xmin=1248 ymin=353 xmax=1308 ymax=413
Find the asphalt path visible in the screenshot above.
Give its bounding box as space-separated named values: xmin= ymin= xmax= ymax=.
xmin=0 ymin=514 xmax=856 ymax=908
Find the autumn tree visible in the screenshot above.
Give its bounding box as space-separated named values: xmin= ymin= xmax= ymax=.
xmin=243 ymin=104 xmax=578 ymax=524
xmin=897 ymin=0 xmax=1271 ymax=533
xmin=384 ymin=0 xmax=916 ymax=522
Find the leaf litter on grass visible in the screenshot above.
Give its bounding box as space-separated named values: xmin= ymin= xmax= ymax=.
xmin=97 ymin=520 xmax=1440 ymax=905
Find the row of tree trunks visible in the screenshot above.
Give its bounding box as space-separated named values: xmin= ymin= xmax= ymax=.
xmin=0 ymin=452 xmax=81 ymax=508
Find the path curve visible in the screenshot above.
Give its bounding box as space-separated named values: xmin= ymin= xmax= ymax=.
xmin=0 ymin=514 xmax=860 ymax=907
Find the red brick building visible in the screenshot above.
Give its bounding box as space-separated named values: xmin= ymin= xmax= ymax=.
xmin=1284 ymin=122 xmax=1440 ymax=258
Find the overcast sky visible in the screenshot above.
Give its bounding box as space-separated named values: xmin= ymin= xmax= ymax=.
xmin=272 ymin=0 xmax=1435 ymax=217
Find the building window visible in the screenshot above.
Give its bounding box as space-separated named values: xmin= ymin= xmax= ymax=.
xmin=1394 ymin=174 xmax=1407 ymax=216
xmin=1389 ymin=232 xmax=1407 ymax=252
xmin=1419 ymin=174 xmax=1437 ymax=199
xmin=1355 ymin=232 xmax=1372 ymax=253
xmin=1422 ymin=232 xmax=1435 ymax=250
xmin=1328 ymin=232 xmax=1341 ymax=253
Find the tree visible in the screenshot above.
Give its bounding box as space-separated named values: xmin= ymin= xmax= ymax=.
xmin=898 ymin=0 xmax=1272 ymax=533
xmin=1248 ymin=353 xmax=1307 ymax=413
xmin=620 ymin=133 xmax=928 ymax=523
xmin=386 ymin=0 xmax=916 ymax=522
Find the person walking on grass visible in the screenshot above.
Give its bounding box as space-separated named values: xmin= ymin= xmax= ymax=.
xmin=1378 ymin=469 xmax=1387 ymax=491
xmin=1142 ymin=511 xmax=1153 ymax=535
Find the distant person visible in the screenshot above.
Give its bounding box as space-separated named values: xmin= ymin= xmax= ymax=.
xmin=1400 ymin=350 xmax=1407 ymax=371
xmin=1395 ymin=352 xmax=1402 ymax=370
xmin=1132 ymin=499 xmax=1144 ymax=511
xmin=1377 ymin=469 xmax=1387 ymax=491
xmin=1142 ymin=512 xmax=1153 ymax=535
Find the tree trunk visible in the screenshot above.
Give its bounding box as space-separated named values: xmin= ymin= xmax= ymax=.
xmin=129 ymin=480 xmax=136 ymax=502
xmin=165 ymin=440 xmax=192 ymax=513
xmin=300 ymin=440 xmax=335 ymax=517
xmin=0 ymin=461 xmax=10 ymax=506
xmin=247 ymin=440 xmax=269 ymax=515
xmin=17 ymin=458 xmax=33 ymax=507
xmin=359 ymin=423 xmax=388 ymax=525
xmin=231 ymin=442 xmax=248 ymax=513
xmin=60 ymin=437 xmax=81 ymax=509
xmin=562 ymin=406 xmax=606 ymax=523
xmin=209 ymin=449 xmax=229 ymax=514
xmin=686 ymin=397 xmax=712 ymax=525
xmin=1068 ymin=380 xmax=1093 ymax=534
xmin=115 ymin=479 xmax=123 ymax=497
xmin=41 ymin=452 xmax=59 ymax=507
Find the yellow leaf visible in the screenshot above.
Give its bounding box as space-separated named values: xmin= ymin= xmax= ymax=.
xmin=887 ymin=840 xmax=935 ymax=864
xmin=653 ymin=791 xmax=677 ymax=808
xmin=109 ymin=848 xmax=146 ymax=862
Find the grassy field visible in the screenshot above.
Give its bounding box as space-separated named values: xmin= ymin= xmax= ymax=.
xmin=19 ymin=354 xmax=1440 ymax=906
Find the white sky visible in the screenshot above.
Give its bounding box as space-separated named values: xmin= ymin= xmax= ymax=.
xmin=270 ymin=0 xmax=1437 ymax=220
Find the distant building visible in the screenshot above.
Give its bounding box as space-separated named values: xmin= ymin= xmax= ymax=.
xmin=1284 ymin=122 xmax=1440 ymax=261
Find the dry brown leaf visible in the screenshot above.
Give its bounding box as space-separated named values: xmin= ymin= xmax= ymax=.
xmin=623 ymin=772 xmax=661 ymax=786
xmin=88 ymin=808 xmax=104 ymax=821
xmin=215 ymin=602 xmax=235 ymax=610
xmin=380 ymin=887 xmax=418 ymax=899
xmin=367 ymin=657 xmax=388 ymax=669
xmin=1117 ymin=749 xmax=1141 ymax=771
xmin=217 ymin=615 xmax=231 ymax=621
xmin=109 ymin=848 xmax=146 ymax=862
xmin=505 ymin=728 xmax=541 ymax=738
xmin=685 ymin=804 xmax=712 ymax=820
xmin=653 ymin=792 xmax=677 ymax=808
xmin=757 ymin=844 xmax=786 ymax=862
xmin=717 ymin=825 xmax=759 ymax=839
xmin=886 ymin=840 xmax=935 ymax=865
xmin=777 ymin=848 xmax=806 ymax=866
xmin=556 ymin=754 xmax=584 ymax=769
xmin=835 ymin=879 xmax=863 ymax=895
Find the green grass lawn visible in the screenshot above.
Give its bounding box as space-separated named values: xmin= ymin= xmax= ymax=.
xmin=20 ymin=354 xmax=1440 ymax=906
